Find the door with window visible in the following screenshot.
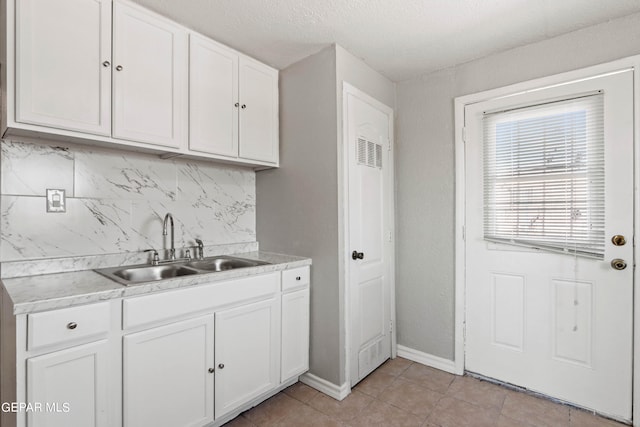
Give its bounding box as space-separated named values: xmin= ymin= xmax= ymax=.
xmin=465 ymin=70 xmax=633 ymax=420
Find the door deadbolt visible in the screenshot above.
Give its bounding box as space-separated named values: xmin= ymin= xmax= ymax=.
xmin=352 ymin=251 xmax=364 ymax=260
xmin=611 ymin=235 xmax=626 ymax=246
xmin=611 ymin=259 xmax=627 ymax=270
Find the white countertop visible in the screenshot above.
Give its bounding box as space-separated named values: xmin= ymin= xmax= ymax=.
xmin=2 ymin=251 xmax=311 ymax=315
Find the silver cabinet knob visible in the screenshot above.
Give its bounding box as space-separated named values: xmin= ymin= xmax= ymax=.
xmin=234 ymin=102 xmax=239 ymax=108
xmin=218 ymin=363 xmax=225 ymax=369
xmin=296 ymin=276 xmax=301 ymax=281
xmin=208 ymin=368 xmax=214 ymax=373
xmin=241 ymin=104 xmax=246 ymax=109
xmin=611 ymin=259 xmax=627 ymax=270
xmin=102 ymin=61 xmax=111 ymax=68
xmin=67 ymin=322 xmax=77 ymax=330
xmin=115 ymin=65 xmax=123 ymax=71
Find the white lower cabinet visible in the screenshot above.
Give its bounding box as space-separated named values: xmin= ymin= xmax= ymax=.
xmin=26 ymin=340 xmax=110 ymax=427
xmin=214 ymin=297 xmax=280 ymax=419
xmin=123 ymin=315 xmax=214 ymax=427
xmin=281 ymin=288 xmax=310 ymax=381
xmin=5 ymin=267 xmax=310 ymax=427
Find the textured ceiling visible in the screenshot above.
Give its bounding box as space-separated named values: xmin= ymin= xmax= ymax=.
xmin=130 ymin=0 xmax=640 ymax=82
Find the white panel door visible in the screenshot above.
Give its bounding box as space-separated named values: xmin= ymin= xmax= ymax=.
xmin=27 ymin=340 xmax=109 ymax=427
xmin=346 ymin=87 xmax=393 ymax=386
xmin=238 ymin=57 xmax=278 ymax=163
xmin=113 ymin=1 xmax=187 ymax=148
xmin=215 ymin=297 xmax=279 ymax=419
xmin=281 ymin=288 xmax=310 ymax=382
xmin=189 ymin=34 xmax=239 ymax=157
xmin=123 ymin=316 xmax=214 ymax=427
xmin=465 ymin=71 xmax=633 ymax=420
xmin=16 ymin=0 xmax=111 ymax=135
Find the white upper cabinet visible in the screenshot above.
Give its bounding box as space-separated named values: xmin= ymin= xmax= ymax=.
xmin=189 ymin=34 xmax=239 ymax=157
xmin=113 ymin=1 xmax=187 ymax=149
xmin=16 ymin=0 xmax=112 ymax=135
xmin=238 ymin=57 xmax=279 ymax=164
xmin=189 ymin=35 xmax=279 ymax=165
xmin=6 ymin=0 xmax=277 ymax=167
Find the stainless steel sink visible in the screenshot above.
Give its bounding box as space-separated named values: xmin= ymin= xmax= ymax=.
xmin=96 ymin=264 xmax=200 ymax=285
xmin=187 ymin=255 xmax=269 ymax=272
xmin=95 ymin=255 xmax=269 ymax=286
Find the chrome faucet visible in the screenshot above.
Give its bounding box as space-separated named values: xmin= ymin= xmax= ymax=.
xmin=163 ymin=213 xmax=176 ymax=260
xmin=195 ymin=238 xmax=204 ymax=260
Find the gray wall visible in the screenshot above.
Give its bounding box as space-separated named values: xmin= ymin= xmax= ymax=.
xmin=396 ymin=12 xmax=640 ymax=360
xmin=257 ymin=46 xmax=342 ymax=384
xmin=257 ymin=44 xmax=395 ymax=387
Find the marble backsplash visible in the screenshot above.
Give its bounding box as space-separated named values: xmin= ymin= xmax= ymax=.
xmin=0 ymin=139 xmax=256 ymax=262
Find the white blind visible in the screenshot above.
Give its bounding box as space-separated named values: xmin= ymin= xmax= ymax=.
xmin=483 ymin=93 xmax=604 ymax=259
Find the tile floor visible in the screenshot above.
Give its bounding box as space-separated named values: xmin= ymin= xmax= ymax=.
xmin=224 ymin=357 xmax=627 ymax=427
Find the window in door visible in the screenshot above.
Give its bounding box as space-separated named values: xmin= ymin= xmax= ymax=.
xmin=482 ymin=93 xmax=604 ymax=258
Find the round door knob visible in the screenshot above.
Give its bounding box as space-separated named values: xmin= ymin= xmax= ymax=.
xmin=234 ymin=102 xmax=239 ymax=107
xmin=296 ymin=276 xmax=301 ymax=281
xmin=208 ymin=368 xmax=214 ymax=373
xmin=241 ymin=104 xmax=247 ymax=109
xmin=352 ymin=251 xmax=364 ymax=260
xmin=66 ymin=322 xmax=77 ymax=330
xmin=611 ymin=259 xmax=627 ymax=270
xmin=611 ymin=235 xmax=626 ymax=246
xmin=115 ymin=65 xmax=123 ymax=71
xmin=218 ymin=363 xmax=225 ymax=369
xmin=102 ymin=61 xmax=111 ymax=68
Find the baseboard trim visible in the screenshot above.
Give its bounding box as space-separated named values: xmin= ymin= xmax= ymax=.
xmin=299 ymin=373 xmax=351 ymax=401
xmin=397 ymin=345 xmax=461 ymax=375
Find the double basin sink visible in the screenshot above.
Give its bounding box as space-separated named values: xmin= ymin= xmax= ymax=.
xmin=95 ymin=255 xmax=270 ymax=286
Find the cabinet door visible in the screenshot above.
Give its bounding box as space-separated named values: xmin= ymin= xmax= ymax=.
xmin=27 ymin=340 xmax=109 ymax=427
xmin=215 ymin=297 xmax=280 ymax=419
xmin=113 ymin=1 xmax=187 ymax=149
xmin=281 ymin=288 xmax=310 ymax=382
xmin=123 ymin=316 xmax=214 ymax=427
xmin=189 ymin=34 xmax=239 ymax=157
xmin=16 ymin=0 xmax=111 ymax=135
xmin=238 ymin=57 xmax=278 ymax=164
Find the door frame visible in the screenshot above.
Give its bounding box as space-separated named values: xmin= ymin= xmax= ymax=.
xmin=342 ymin=82 xmax=397 ymax=388
xmin=454 ymin=55 xmax=640 ymax=423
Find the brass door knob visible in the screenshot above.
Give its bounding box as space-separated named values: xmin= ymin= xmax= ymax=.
xmin=612 ymin=235 xmax=626 ymax=246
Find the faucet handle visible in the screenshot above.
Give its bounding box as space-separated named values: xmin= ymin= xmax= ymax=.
xmin=144 ymin=249 xmax=160 ymax=266
xmin=194 ymin=239 xmax=204 ymax=260
xmin=184 ymin=248 xmax=192 ymax=261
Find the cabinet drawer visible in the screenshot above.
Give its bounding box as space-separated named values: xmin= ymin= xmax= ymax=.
xmin=282 ymin=267 xmax=309 ymax=292
xmin=123 ymin=272 xmax=279 ymax=330
xmin=28 ymin=302 xmax=111 ymax=351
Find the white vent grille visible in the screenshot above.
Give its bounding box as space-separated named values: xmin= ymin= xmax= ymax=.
xmin=357 ymin=138 xmax=367 ymax=164
xmin=357 ymin=137 xmax=383 ymax=169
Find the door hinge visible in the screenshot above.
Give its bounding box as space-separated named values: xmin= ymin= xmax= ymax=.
xmin=462 ymin=226 xmax=466 ymax=242
xmin=387 ymin=138 xmax=391 ymax=152
xmin=389 ymin=320 xmax=393 ymax=333
xmin=462 ymin=127 xmax=467 ymax=143
xmin=387 ymin=231 xmax=392 ymax=242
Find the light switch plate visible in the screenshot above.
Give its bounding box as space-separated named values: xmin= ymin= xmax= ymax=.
xmin=46 ymin=189 xmax=66 ymax=213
